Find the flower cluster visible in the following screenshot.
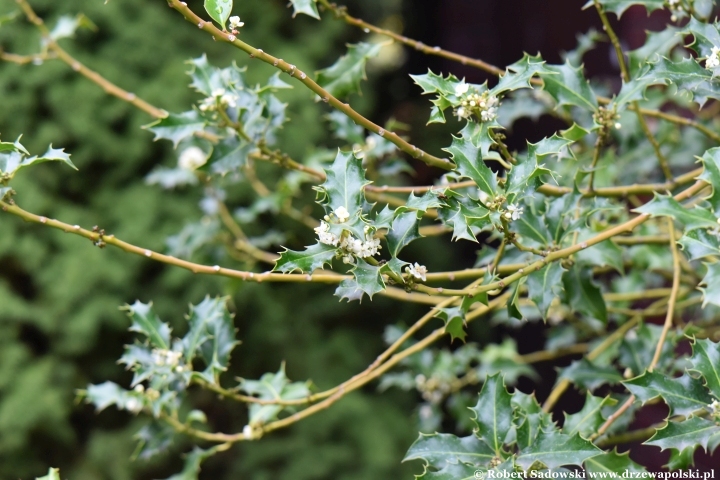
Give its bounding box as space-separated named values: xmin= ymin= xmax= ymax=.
xmin=151 ymin=348 xmax=183 ymax=368
xmin=706 ymin=46 xmax=720 ymax=70
xmin=454 ymin=83 xmax=499 ymax=123
xmin=314 ymin=207 xmax=381 ymax=264
xmin=477 ymin=192 xmax=524 ymax=223
xmin=666 ymin=0 xmax=684 ymax=22
xmin=199 ymin=87 xmax=238 ymax=112
xmin=503 ymin=204 xmax=523 ymax=221
xmin=178 ymin=146 xmax=207 ymax=171
xmin=405 ymin=262 xmax=428 ymax=282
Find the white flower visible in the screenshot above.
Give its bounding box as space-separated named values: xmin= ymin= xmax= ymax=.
xmin=178 ymin=146 xmax=207 ymax=171
xmin=710 ymin=399 xmax=720 ymax=416
xmin=454 ymin=82 xmax=469 ymax=96
xmin=706 ymin=46 xmax=720 ymax=70
xmin=125 ymin=397 xmax=143 ymax=414
xmin=229 ymin=16 xmax=245 ymax=30
xmin=406 ymin=262 xmax=428 ymax=282
xmin=505 ymin=204 xmax=523 ymax=221
xmin=211 ymin=88 xmax=226 ymax=97
xmin=334 ymin=206 xmax=350 ymax=223
xmin=133 ymin=384 xmax=145 ymax=393
xmin=220 ymin=93 xmax=238 ymax=108
xmin=198 ymin=96 xmax=216 ymax=112
xmin=314 ymin=221 xmax=339 ymax=246
xmin=151 ymin=348 xmax=182 ymax=367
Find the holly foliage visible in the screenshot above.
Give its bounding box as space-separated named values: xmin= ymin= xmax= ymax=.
xmin=3 ymin=0 xmax=720 ymax=478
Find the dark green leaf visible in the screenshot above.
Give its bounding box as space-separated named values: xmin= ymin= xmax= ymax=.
xmin=563 ymin=393 xmax=616 ymax=439
xmin=527 ymin=262 xmax=564 ymax=320
xmin=507 ymin=277 xmax=526 ymax=320
xmin=145 ymin=111 xmax=206 ymax=148
xmin=444 ymin=136 xmax=497 ymax=198
xmin=416 ymin=460 xmax=482 ymax=480
xmin=558 ymin=359 xmax=623 ymax=391
xmin=403 ymin=433 xmax=494 ymax=467
xmin=684 ymin=18 xmax=720 ymax=59
xmin=575 ymin=238 xmax=624 ymax=273
xmin=678 ymin=229 xmax=720 ymax=261
xmin=124 ymin=301 xmax=171 ymax=349
xmin=514 ymin=211 xmax=552 ymax=246
xmin=387 ymin=211 xmax=421 ymax=257
xmin=162 ymin=445 xmax=226 ymax=480
xmin=273 ymin=242 xmax=336 ymax=273
xmin=646 ymin=416 xmax=720 ymax=453
xmin=316 ymin=43 xmax=382 ymax=98
xmin=86 ymin=381 xmax=133 ymax=412
xmin=700 ymin=262 xmax=720 ymax=308
xmin=410 ymin=70 xmax=459 ymax=97
xmin=540 ymin=61 xmax=598 ymax=111
xmin=204 ymin=0 xmax=233 ymax=28
xmin=492 ymin=53 xmax=552 ymax=96
xmin=618 ymin=324 xmax=675 ymax=377
xmin=642 ymin=56 xmax=720 ymax=108
xmin=585 ymin=450 xmax=647 ymax=475
xmin=699 ymin=147 xmax=720 ymax=215
xmin=240 ymin=364 xmax=311 ymax=426
xmin=586 ymin=0 xmax=665 ymax=18
xmin=434 ymin=307 xmax=467 ymax=343
xmin=635 ymin=193 xmax=718 ymax=231
xmin=36 ymin=468 xmax=61 ymax=480
xmin=623 ymin=371 xmax=714 ymax=416
xmin=470 ymin=373 xmax=513 ymax=455
xmin=317 ymin=149 xmax=370 ymax=216
xmin=516 ymin=429 xmax=601 ymax=469
xmin=689 ymin=338 xmax=720 ymax=399
xmin=562 ymin=266 xmax=607 ymax=323
xmin=628 ymin=26 xmax=683 ymax=76
xmin=288 ymin=0 xmax=320 ymax=19
xmin=348 ymin=259 xmax=385 ymax=300
xmin=195 ymin=297 xmax=237 ymax=382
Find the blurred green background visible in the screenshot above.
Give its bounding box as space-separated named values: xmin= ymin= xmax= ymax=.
xmin=0 ymin=0 xmax=436 ymax=478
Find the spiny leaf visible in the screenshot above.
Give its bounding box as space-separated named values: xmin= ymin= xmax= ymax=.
xmin=562 ymin=266 xmax=607 ymax=323
xmin=387 ymin=211 xmax=421 ymax=257
xmin=124 ymin=301 xmax=171 ymax=349
xmin=316 ymin=42 xmax=382 ymax=98
xmin=527 ymin=262 xmax=564 ymax=320
xmin=539 ymin=61 xmax=598 ymax=111
xmin=36 ymin=468 xmax=61 ymax=480
xmin=7 ymin=145 xmax=77 ymax=175
xmin=515 ymin=429 xmax=601 ymax=469
xmin=558 ymin=358 xmax=623 ymax=391
xmin=316 ymin=149 xmax=371 ymax=216
xmin=507 ymin=277 xmax=526 ymax=320
xmin=689 ymin=338 xmax=720 ymax=399
xmin=563 ymin=393 xmax=617 ymax=439
xmin=273 ymin=243 xmax=336 ymax=274
xmin=618 ymin=324 xmax=675 ymax=377
xmin=403 ymin=433 xmax=494 ymax=468
xmin=145 ymin=111 xmax=206 ymax=148
xmin=645 ymin=416 xmax=720 ymax=453
xmin=584 ymin=0 xmax=666 ymax=18
xmin=434 ymin=307 xmax=467 ymax=343
xmin=470 ymin=373 xmax=513 ymax=455
xmin=700 ymin=262 xmax=720 ymax=308
xmin=679 ymin=229 xmax=720 ymax=261
xmin=641 ymin=56 xmax=720 ymax=108
xmin=584 ymin=450 xmax=647 ymax=475
xmin=623 ymin=371 xmax=714 ymax=417
xmin=699 ymin=147 xmax=720 ymax=215
xmin=415 ymin=460 xmax=482 ymax=479
xmin=491 ymin=53 xmax=552 ymax=96
xmin=239 ymin=364 xmax=311 ymax=426
xmin=195 ymin=297 xmax=237 ymax=382
xmin=410 ymin=70 xmax=460 ymax=96
xmin=444 ymin=135 xmax=497 ymax=198
xmin=161 ymin=446 xmax=225 ymax=480
xmin=635 ymin=193 xmax=718 ymax=231
xmin=204 ymin=0 xmax=233 ymax=28
xmin=684 ymin=17 xmax=720 ymax=59
xmin=628 ymin=26 xmax=683 ymax=76
xmin=347 ymin=259 xmax=385 ymax=300
xmin=288 ymin=0 xmax=320 ymax=19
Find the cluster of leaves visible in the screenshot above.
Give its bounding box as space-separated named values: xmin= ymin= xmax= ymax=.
xmin=83 ymin=297 xmax=311 ymax=477
xmin=6 ymin=0 xmax=720 ymax=477
xmin=405 ymin=335 xmax=720 ymax=477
